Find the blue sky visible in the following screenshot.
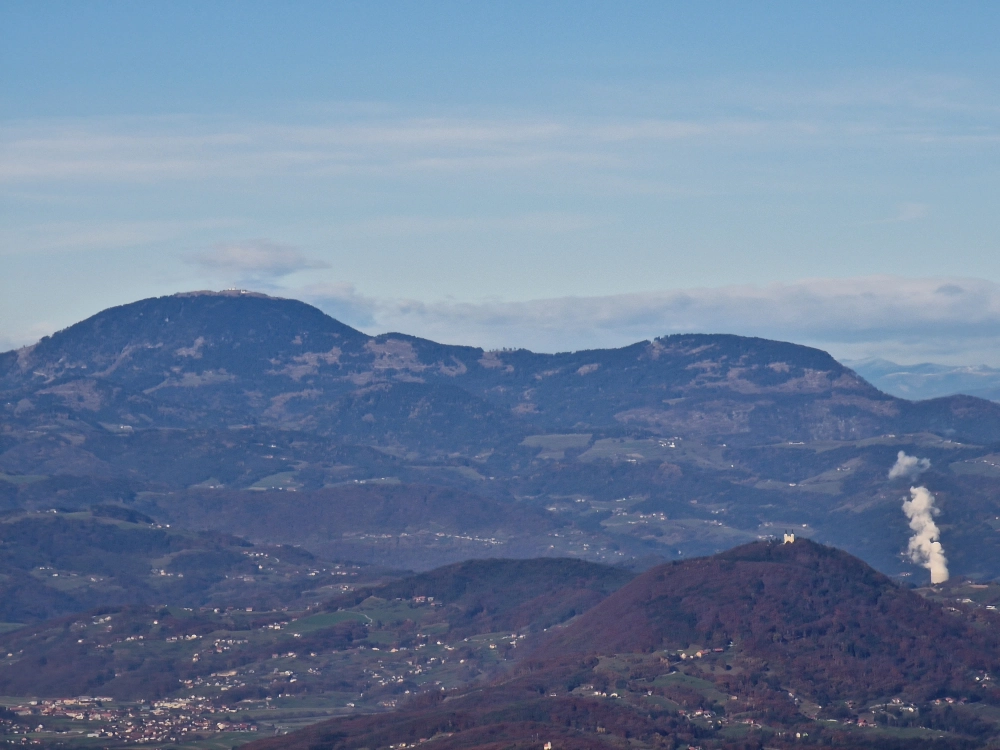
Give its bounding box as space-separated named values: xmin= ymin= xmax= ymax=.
xmin=3 ymin=1 xmax=1000 ymax=363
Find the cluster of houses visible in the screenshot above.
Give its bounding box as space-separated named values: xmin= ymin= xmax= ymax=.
xmin=8 ymin=696 xmax=258 ymax=744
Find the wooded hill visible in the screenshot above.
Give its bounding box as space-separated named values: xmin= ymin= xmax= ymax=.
xmin=244 ymin=540 xmax=1000 ymax=750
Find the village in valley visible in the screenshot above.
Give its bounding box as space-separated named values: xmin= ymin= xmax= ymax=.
xmin=4 ymin=695 xmax=257 ymax=745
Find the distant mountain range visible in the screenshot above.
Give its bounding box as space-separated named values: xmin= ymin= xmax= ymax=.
xmin=4 ymin=291 xmax=1000 ymax=580
xmin=848 ymin=358 xmax=1000 ymax=403
xmin=5 ymin=291 xmax=1000 ymax=445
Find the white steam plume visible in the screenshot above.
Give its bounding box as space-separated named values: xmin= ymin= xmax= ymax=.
xmin=888 ymin=451 xmax=931 ymax=481
xmin=901 ymin=486 xmax=949 ymax=584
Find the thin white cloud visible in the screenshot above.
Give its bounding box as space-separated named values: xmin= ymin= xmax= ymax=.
xmin=3 ymin=88 xmax=992 ymax=186
xmin=0 ymin=218 xmax=241 ymax=256
xmin=188 ymin=240 xmax=329 ymax=280
xmin=621 ymin=73 xmax=997 ymax=116
xmin=864 ymin=202 xmax=931 ymax=225
xmin=0 ymin=119 xmax=609 ymax=184
xmin=334 ymin=212 xmax=601 ymax=239
xmin=891 ymin=202 xmax=931 ymax=222
xmin=0 ymin=116 xmax=711 ymax=183
xmin=299 ymin=276 xmax=1000 ymax=365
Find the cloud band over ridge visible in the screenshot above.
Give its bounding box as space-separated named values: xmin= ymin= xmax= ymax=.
xmin=301 ymin=276 xmax=1000 ymax=365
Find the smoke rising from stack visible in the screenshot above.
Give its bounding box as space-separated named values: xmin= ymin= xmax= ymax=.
xmin=890 ymin=452 xmax=949 ymax=584
xmin=888 ymin=450 xmax=931 ymax=481
xmin=902 ymin=487 xmax=949 ymax=584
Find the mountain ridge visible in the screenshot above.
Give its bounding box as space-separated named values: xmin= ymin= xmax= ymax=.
xmin=5 ymin=290 xmax=998 ymax=446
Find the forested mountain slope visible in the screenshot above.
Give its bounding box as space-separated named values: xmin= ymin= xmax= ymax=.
xmin=5 ymin=291 xmax=1000 ymax=445
xmin=4 ymin=291 xmax=1000 ymax=579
